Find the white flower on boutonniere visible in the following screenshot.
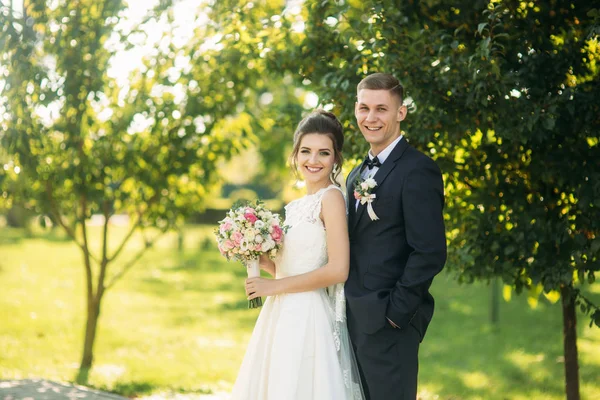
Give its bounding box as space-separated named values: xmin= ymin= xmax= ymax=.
xmin=353 ymin=176 xmax=380 ymax=221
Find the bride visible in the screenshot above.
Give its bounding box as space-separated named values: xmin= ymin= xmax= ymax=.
xmin=230 ymin=110 xmax=365 ymax=400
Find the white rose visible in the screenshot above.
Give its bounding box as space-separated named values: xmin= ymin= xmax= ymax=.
xmin=255 ymin=235 xmax=264 ymax=243
xmin=254 ymin=220 xmax=265 ymax=229
xmin=365 ymin=178 xmax=377 ymax=188
xmin=261 ymin=240 xmax=274 ymax=252
xmin=245 ymin=230 xmax=256 ymax=242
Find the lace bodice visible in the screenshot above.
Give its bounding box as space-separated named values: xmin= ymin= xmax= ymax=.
xmin=275 ymin=185 xmax=343 ymax=279
xmin=265 ymin=185 xmax=364 ymax=400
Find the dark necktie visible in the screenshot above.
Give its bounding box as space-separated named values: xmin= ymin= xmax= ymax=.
xmin=361 ymin=156 xmax=381 ymax=173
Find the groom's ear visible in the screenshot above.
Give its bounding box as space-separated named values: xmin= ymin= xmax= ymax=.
xmin=396 ymin=105 xmax=408 ymax=122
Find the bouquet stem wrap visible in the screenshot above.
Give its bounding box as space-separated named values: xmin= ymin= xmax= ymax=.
xmin=246 ymin=258 xmax=263 ymax=308
xmin=215 ymin=200 xmax=286 ymax=311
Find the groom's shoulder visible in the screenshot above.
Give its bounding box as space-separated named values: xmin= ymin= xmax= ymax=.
xmin=404 ymin=144 xmax=442 ymax=172
xmin=408 ymin=145 xmax=431 ymax=160
xmin=345 ymin=165 xmax=361 ymax=183
xmin=349 ymin=162 xmax=361 ymax=173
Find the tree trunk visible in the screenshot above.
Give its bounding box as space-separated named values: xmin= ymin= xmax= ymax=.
xmin=178 ymin=229 xmax=184 ymax=252
xmin=77 ymin=295 xmax=101 ymax=384
xmin=560 ymin=286 xmax=580 ymax=400
xmin=490 ymin=277 xmax=500 ymax=325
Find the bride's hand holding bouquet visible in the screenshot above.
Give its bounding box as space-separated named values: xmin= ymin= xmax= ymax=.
xmin=245 ymin=258 xmax=281 ymax=303
xmin=214 ymin=200 xmax=286 ymax=308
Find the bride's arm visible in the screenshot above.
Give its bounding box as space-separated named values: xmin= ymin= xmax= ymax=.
xmin=246 ymin=189 xmax=349 ymax=298
xmin=259 ymin=253 xmax=276 ymax=277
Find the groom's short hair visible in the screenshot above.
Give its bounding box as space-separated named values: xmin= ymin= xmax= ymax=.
xmin=357 ymin=73 xmax=404 ymax=105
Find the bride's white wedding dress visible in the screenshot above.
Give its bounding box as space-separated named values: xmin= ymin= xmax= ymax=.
xmin=230 ymin=185 xmax=364 ymax=400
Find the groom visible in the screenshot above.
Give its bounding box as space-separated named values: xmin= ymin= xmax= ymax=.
xmin=345 ymin=73 xmax=447 ymax=399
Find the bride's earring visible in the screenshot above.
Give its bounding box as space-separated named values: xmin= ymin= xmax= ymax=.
xmin=330 ymin=164 xmax=339 ymax=184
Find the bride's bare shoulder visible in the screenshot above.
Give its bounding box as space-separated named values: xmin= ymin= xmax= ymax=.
xmin=321 ymin=187 xmax=346 ymax=215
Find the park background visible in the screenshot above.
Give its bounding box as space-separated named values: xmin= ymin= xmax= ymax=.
xmin=1 ymin=0 xmax=599 ymax=399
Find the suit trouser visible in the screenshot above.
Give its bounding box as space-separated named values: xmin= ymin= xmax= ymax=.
xmin=348 ymin=310 xmax=420 ymax=400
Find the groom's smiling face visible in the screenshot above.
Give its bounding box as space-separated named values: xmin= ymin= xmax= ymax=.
xmin=355 ymin=89 xmax=407 ymax=155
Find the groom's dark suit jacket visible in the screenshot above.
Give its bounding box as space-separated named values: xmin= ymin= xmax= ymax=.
xmin=345 ymin=138 xmax=447 ymax=340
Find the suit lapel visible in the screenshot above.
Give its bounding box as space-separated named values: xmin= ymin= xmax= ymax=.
xmin=353 ymin=199 xmax=367 ymax=232
xmin=371 ymin=139 xmax=410 ymax=192
xmin=346 ymin=166 xmax=360 ymax=227
xmin=351 ymin=138 xmax=411 ymax=233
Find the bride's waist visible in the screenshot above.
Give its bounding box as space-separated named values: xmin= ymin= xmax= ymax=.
xmin=270 ymin=289 xmax=328 ymax=303
xmin=276 ymin=271 xmax=319 ymax=279
xmin=275 ymin=265 xmax=325 ymax=277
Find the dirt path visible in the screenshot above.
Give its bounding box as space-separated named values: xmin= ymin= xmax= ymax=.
xmin=0 ymin=379 xmax=231 ymax=400
xmin=0 ymin=379 xmax=127 ymax=400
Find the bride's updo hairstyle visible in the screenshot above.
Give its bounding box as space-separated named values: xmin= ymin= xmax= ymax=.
xmin=290 ymin=109 xmax=344 ymax=186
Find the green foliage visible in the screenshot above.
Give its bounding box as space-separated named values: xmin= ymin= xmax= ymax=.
xmin=197 ymin=0 xmax=309 ymax=192
xmin=0 ymin=0 xmax=253 ymax=229
xmin=279 ymin=0 xmax=600 ymax=326
xmin=0 ymin=0 xmax=307 ymax=375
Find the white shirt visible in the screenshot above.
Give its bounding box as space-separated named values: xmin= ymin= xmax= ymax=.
xmin=356 ymin=135 xmax=404 ymax=210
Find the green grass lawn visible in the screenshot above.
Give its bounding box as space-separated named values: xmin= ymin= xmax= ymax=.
xmin=0 ymin=225 xmax=599 ymax=399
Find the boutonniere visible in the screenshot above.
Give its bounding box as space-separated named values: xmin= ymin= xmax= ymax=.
xmin=353 ymin=176 xmax=379 ymax=221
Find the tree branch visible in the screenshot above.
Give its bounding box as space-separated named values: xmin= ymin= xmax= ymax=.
xmin=462 ymin=177 xmax=477 ymax=190
xmin=576 ymin=290 xmax=599 ymax=312
xmin=108 ymin=193 xmax=160 ymax=262
xmin=79 ymin=193 xmax=95 ymax=302
xmin=45 ymin=182 xmax=100 ymax=265
xmin=105 ymin=229 xmax=169 ymax=290
xmin=102 ymin=203 xmax=110 ymax=262
xmin=95 ymin=199 xmax=112 ymax=302
xmin=108 ymin=211 xmax=143 ymax=262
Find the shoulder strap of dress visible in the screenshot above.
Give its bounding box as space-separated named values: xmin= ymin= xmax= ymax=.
xmin=328 ymin=184 xmax=346 ymax=195
xmin=313 ymin=185 xmax=344 ymax=221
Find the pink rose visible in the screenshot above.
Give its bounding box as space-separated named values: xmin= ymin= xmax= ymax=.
xmin=245 ymin=207 xmax=256 ymax=214
xmin=271 ymin=225 xmax=283 ymax=242
xmin=244 ymin=212 xmax=258 ymax=224
xmin=354 ymin=191 xmax=361 ymax=200
xmin=220 ymin=221 xmax=232 ymax=234
xmin=231 ymin=232 xmax=243 ymax=246
xmin=254 ymin=244 xmax=262 ymax=251
xmin=223 ymin=239 xmax=235 ymax=250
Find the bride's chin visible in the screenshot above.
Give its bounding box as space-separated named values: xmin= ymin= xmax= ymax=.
xmin=300 ymin=173 xmax=322 ymax=184
xmin=300 ymin=171 xmax=318 ymax=180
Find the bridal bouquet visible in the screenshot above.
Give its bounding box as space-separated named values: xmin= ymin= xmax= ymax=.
xmin=215 ymin=200 xmax=286 ymax=308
